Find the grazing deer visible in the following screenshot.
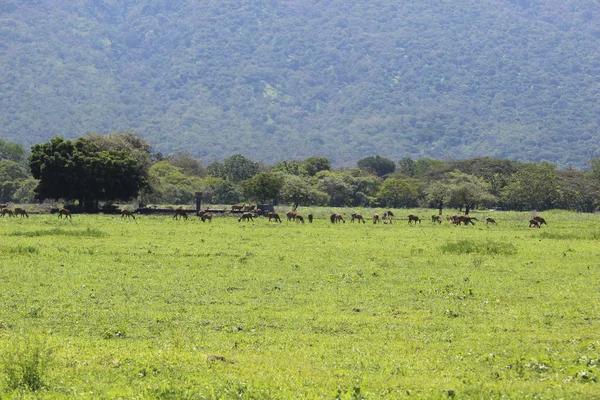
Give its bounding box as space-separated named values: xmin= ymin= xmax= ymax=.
xmin=486 ymin=217 xmax=496 ymax=225
xmin=383 ymin=210 xmax=394 ymax=220
xmin=238 ymin=212 xmax=254 ymax=222
xmin=1 ymin=208 xmax=14 ymax=217
xmin=532 ymin=216 xmax=547 ymax=226
xmin=201 ymin=213 xmax=213 ymax=222
xmin=431 ymin=215 xmax=442 ymax=224
xmin=231 ymin=204 xmax=244 ymax=212
xmin=307 ymin=214 xmax=314 ymax=223
xmin=286 ymin=211 xmax=298 ymax=221
xmin=173 ymin=208 xmax=188 ymax=220
xmin=58 ymin=208 xmax=71 ymax=219
xmin=350 ymin=213 xmax=366 ymax=223
xmin=330 ymin=213 xmax=345 ymax=223
xmin=268 ymin=212 xmax=282 ymax=223
xmin=529 ymin=219 xmax=541 ymax=228
xmin=295 ymin=215 xmax=305 ymax=223
xmin=0 ymin=203 xmax=8 ymax=209
xmin=13 ymin=208 xmax=29 ymax=218
xmin=457 ymin=216 xmax=477 ymax=226
xmin=372 ymin=213 xmax=380 ymax=224
xmin=243 ymin=204 xmax=256 ymax=212
xmin=121 ymin=209 xmax=135 ymax=220
xmin=408 ymin=214 xmax=421 ymax=224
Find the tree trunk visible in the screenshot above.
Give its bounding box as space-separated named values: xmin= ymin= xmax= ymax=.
xmin=437 ymin=201 xmax=443 ymax=215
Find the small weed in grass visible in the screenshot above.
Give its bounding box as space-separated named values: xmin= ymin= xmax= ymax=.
xmin=2 ymin=338 xmax=52 ymax=392
xmin=8 ymin=227 xmax=106 ymax=238
xmin=0 ymin=245 xmax=40 ymax=255
xmin=440 ymin=239 xmax=517 ymax=255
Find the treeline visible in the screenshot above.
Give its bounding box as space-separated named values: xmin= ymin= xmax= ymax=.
xmin=4 ymin=133 xmax=600 ymax=213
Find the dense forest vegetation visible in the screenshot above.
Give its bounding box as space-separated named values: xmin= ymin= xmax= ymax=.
xmin=1 ymin=0 xmax=599 ymax=167
xmin=3 ymin=134 xmax=600 ymax=213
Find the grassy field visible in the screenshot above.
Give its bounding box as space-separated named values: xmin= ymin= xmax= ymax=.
xmin=0 ymin=208 xmax=599 ymax=399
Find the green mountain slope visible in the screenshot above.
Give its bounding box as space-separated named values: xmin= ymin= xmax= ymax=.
xmin=1 ymin=0 xmax=599 ymax=167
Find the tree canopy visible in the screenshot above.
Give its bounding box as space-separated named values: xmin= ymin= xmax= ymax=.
xmin=29 ymin=136 xmax=149 ymax=209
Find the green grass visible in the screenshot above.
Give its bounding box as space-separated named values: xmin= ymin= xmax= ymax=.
xmin=0 ymin=209 xmax=599 ymax=398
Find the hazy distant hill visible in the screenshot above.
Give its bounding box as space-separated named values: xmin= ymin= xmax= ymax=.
xmin=1 ymin=0 xmax=599 ymax=167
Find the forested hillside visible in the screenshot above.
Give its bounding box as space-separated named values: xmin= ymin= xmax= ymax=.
xmin=1 ymin=0 xmax=599 ymax=167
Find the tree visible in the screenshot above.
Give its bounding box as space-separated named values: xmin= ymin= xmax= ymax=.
xmin=29 ymin=136 xmax=149 ymax=210
xmin=445 ymin=171 xmax=495 ymax=214
xmin=303 ymin=156 xmax=331 ymax=176
xmin=145 ymin=160 xmax=203 ymax=204
xmin=167 ymin=152 xmax=205 ymax=177
xmin=271 ymin=160 xmax=308 ymax=176
xmin=0 ymin=139 xmax=26 ymax=164
xmin=223 ymin=154 xmax=259 ymax=182
xmin=243 ymin=172 xmax=285 ymax=203
xmin=357 ymin=156 xmax=396 ymax=177
xmin=376 ymin=178 xmax=423 ymax=208
xmin=501 ymin=163 xmax=560 ymax=211
xmin=397 ymin=157 xmax=416 ymax=177
xmin=316 ymin=172 xmax=354 ymax=207
xmin=279 ymin=175 xmax=328 ymax=210
xmin=425 ymin=181 xmax=450 ymax=215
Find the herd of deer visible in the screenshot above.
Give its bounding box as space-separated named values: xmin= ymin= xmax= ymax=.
xmin=0 ymin=203 xmax=548 ymax=228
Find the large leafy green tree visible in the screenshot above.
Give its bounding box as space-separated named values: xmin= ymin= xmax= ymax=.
xmin=279 ymin=175 xmax=328 ymax=210
xmin=501 ymin=163 xmax=560 ymax=211
xmin=445 ymin=171 xmax=495 ymax=214
xmin=357 ymin=156 xmax=396 ymax=177
xmin=376 ymin=178 xmax=422 ymax=208
xmin=303 ymin=156 xmax=331 ymax=177
xmin=223 ymin=154 xmax=260 ymax=182
xmin=243 ymin=172 xmax=285 ymax=203
xmin=29 ymin=136 xmax=149 ymax=210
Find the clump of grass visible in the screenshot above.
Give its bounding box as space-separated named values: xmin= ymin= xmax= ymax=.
xmin=2 ymin=338 xmax=52 ymax=392
xmin=0 ymin=245 xmax=40 ymax=255
xmin=539 ymin=231 xmax=600 ymax=240
xmin=440 ymin=239 xmax=517 ymax=255
xmin=8 ymin=227 xmax=106 ymax=238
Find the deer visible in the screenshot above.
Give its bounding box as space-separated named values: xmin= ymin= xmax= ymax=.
xmin=330 ymin=213 xmax=345 ymax=223
xmin=1 ymin=208 xmax=14 ymax=217
xmin=201 ymin=213 xmax=213 ymax=222
xmin=238 ymin=212 xmax=254 ymax=222
xmin=372 ymin=213 xmax=380 ymax=224
xmin=532 ymin=216 xmax=547 ymax=226
xmin=529 ymin=219 xmax=541 ymax=228
xmin=13 ymin=208 xmax=29 ymax=218
xmin=431 ymin=215 xmax=442 ymax=224
xmin=268 ymin=212 xmax=282 ymax=223
xmin=486 ymin=217 xmax=497 ymax=225
xmin=58 ymin=208 xmax=71 ymax=219
xmin=173 ymin=208 xmax=188 ymax=220
xmin=121 ymin=209 xmax=135 ymax=220
xmin=307 ymin=214 xmax=314 ymax=223
xmin=408 ymin=215 xmax=421 ymax=224
xmin=350 ymin=212 xmax=366 ymax=223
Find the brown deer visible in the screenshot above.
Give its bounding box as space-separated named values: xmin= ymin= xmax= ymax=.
xmin=350 ymin=213 xmax=366 ymax=223
xmin=295 ymin=215 xmax=305 ymax=223
xmin=58 ymin=208 xmax=71 ymax=219
xmin=268 ymin=212 xmax=282 ymax=223
xmin=286 ymin=211 xmax=298 ymax=221
xmin=238 ymin=212 xmax=254 ymax=222
xmin=485 ymin=217 xmax=497 ymax=225
xmin=330 ymin=213 xmax=345 ymax=223
xmin=231 ymin=204 xmax=244 ymax=212
xmin=529 ymin=219 xmax=541 ymax=228
xmin=372 ymin=213 xmax=380 ymax=224
xmin=13 ymin=208 xmax=29 ymax=218
xmin=121 ymin=209 xmax=135 ymax=220
xmin=0 ymin=203 xmax=8 ymax=209
xmin=457 ymin=216 xmax=477 ymax=226
xmin=431 ymin=215 xmax=442 ymax=224
xmin=408 ymin=215 xmax=421 ymax=224
xmin=307 ymin=214 xmax=314 ymax=223
xmin=532 ymin=216 xmax=547 ymax=226
xmin=383 ymin=210 xmax=394 ymax=220
xmin=173 ymin=208 xmax=188 ymax=220
xmin=201 ymin=213 xmax=213 ymax=222
xmin=1 ymin=208 xmax=14 ymax=217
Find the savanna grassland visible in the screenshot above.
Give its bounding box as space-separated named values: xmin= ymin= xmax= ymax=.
xmin=0 ymin=209 xmax=599 ymax=399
